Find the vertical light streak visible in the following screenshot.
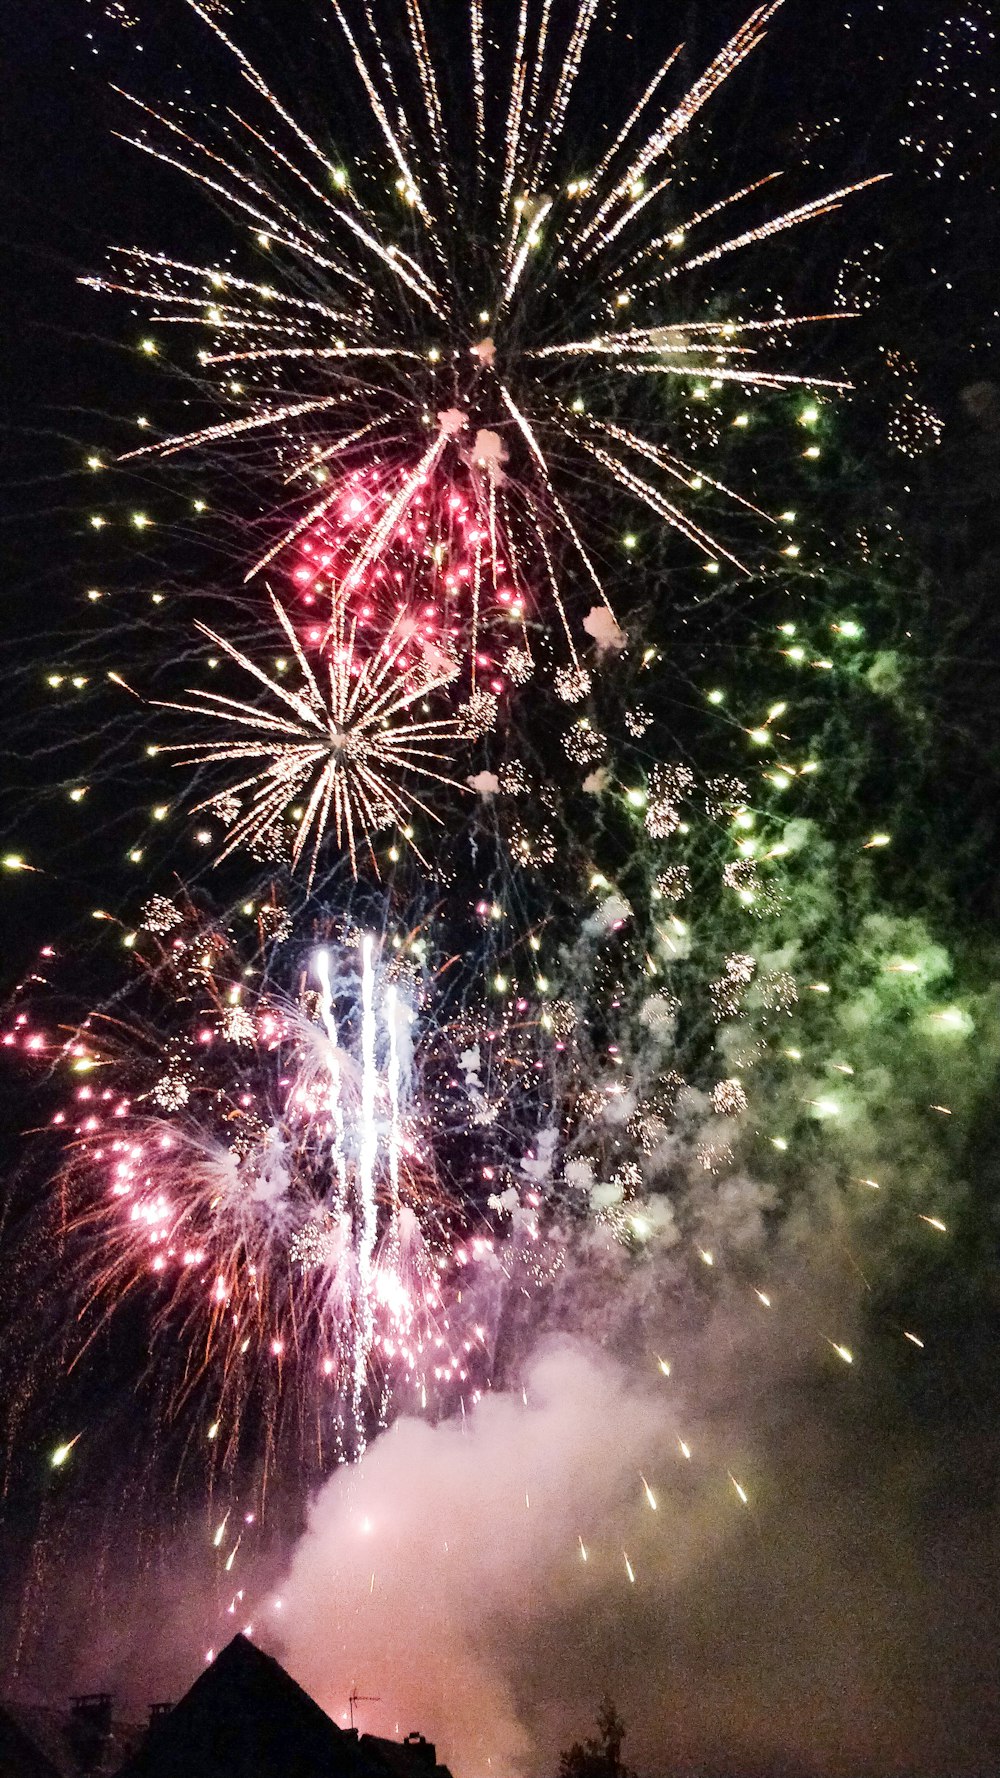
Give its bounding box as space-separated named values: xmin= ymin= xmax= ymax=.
xmin=470 ymin=0 xmax=486 ymax=186
xmin=386 ymin=986 xmax=402 ymax=1219
xmin=530 ymin=496 xmax=585 ymax=664
xmin=405 ymin=0 xmax=452 ymax=203
xmin=501 ymin=0 xmax=530 ymax=214
xmin=328 ymin=0 xmax=432 ymax=223
xmin=535 ymin=0 xmax=601 ymax=181
xmin=315 ymin=949 xmax=348 ymax=1206
xmin=522 ymin=0 xmax=555 ymax=156
xmin=353 ymin=936 xmax=379 ymax=1441
xmin=470 ymin=528 xmax=483 ymax=692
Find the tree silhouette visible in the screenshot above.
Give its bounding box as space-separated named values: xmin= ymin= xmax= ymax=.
xmin=558 ymin=1699 xmax=633 ymax=1778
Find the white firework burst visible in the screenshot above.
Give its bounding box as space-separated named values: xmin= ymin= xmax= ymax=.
xmin=158 ymin=594 xmax=468 ymax=880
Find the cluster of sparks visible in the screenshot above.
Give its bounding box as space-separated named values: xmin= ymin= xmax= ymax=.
xmin=81 ymin=0 xmax=891 ymax=874
xmin=29 ymin=915 xmax=517 ymax=1459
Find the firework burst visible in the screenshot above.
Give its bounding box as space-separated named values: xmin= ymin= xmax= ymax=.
xmin=157 ymin=593 xmax=472 ymax=881
xmin=43 ymin=928 xmax=505 ymax=1461
xmin=86 ymin=0 xmax=886 ymax=668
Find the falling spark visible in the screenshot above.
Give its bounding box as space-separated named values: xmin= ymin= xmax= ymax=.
xmin=827 ymin=1340 xmax=854 ymax=1365
xmin=50 ymin=1436 xmax=81 ymax=1469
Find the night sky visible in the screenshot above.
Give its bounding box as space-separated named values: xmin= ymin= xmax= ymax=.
xmin=2 ymin=3 xmax=1000 ymax=1775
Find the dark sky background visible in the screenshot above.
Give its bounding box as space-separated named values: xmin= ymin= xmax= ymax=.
xmin=2 ymin=4 xmax=1000 ymax=1775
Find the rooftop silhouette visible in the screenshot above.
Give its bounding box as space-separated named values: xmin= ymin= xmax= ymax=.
xmin=2 ymin=1636 xmax=454 ymax=1778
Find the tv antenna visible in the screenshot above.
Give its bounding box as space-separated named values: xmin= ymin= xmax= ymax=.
xmin=348 ymin=1685 xmax=381 ymax=1730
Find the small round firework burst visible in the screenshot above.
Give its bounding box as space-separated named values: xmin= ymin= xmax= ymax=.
xmin=653 ymin=1071 xmax=687 ymax=1111
xmin=499 ymin=760 xmax=530 ymax=797
xmin=221 ymin=1004 xmax=257 ymax=1046
xmin=631 ymin=1113 xmax=670 ymax=1154
xmin=889 ymin=393 xmax=945 ymax=457
xmin=654 ymin=865 xmax=691 ymax=903
xmin=704 ymin=776 xmax=750 ymax=821
xmin=458 ymin=689 xmax=500 ymax=740
xmin=258 ymin=905 xmax=294 ymax=943
xmin=249 ymin=825 xmax=294 ymax=867
xmin=611 ymin=1160 xmax=643 ymax=1197
xmin=509 ymin=818 xmax=558 ymax=869
xmin=697 ymin=1138 xmax=735 ymax=1175
xmin=149 ymin=1073 xmax=191 ymax=1111
xmin=711 ymin=1078 xmax=749 ymax=1117
xmin=140 ymin=895 xmax=183 ymax=934
xmin=646 ymin=802 xmax=680 ymax=841
xmin=711 ymin=953 xmax=757 ymax=1020
xmin=565 ymin=718 xmax=607 ymax=765
xmin=503 ymin=648 xmax=534 ymax=688
xmin=723 ymin=859 xmax=758 ymax=894
xmin=624 ymin=706 xmax=652 ymax=738
xmin=759 ymin=970 xmax=800 ymax=1013
xmin=596 ymin=1201 xmax=634 ymax=1244
xmin=290 ymin=1213 xmax=341 ymax=1271
xmin=646 ymin=764 xmax=695 ymax=839
xmin=578 ymin=1085 xmax=612 ymax=1121
xmin=225 ymin=1111 xmax=267 ymax=1158
xmin=554 ymin=664 xmax=592 ymax=704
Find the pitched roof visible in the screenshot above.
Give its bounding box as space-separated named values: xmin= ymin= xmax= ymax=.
xmin=117 ymin=1634 xmax=363 ymax=1778
xmin=0 ymin=1703 xmax=68 ymax=1778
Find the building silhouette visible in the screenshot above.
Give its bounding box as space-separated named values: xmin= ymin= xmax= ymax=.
xmin=0 ymin=1690 xmax=143 ymax=1776
xmin=1 ymin=1634 xmax=455 ymax=1778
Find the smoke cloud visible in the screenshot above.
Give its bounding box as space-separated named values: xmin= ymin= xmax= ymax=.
xmin=272 ymin=1308 xmax=1000 ymax=1778
xmin=269 ymin=898 xmax=1000 ymax=1778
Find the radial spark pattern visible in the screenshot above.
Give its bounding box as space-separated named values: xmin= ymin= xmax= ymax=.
xmin=86 ymin=0 xmax=886 ymax=666
xmin=159 ymin=594 xmax=470 ymax=879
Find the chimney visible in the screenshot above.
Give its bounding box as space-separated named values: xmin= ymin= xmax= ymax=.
xmin=404 ymin=1732 xmax=437 ymax=1767
xmin=67 ymin=1693 xmax=113 ymax=1774
xmin=147 ymin=1701 xmax=173 ymax=1727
